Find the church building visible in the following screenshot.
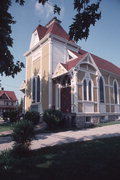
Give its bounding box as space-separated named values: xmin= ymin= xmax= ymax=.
xmin=22 ymin=17 xmax=120 ymax=127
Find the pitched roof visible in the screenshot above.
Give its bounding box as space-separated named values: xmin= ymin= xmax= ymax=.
xmin=0 ymin=91 xmax=17 ymax=101
xmin=61 ymin=49 xmax=120 ymax=76
xmin=91 ymin=54 xmax=120 ymax=76
xmin=36 ymin=18 xmax=74 ymax=42
xmin=36 ymin=25 xmax=47 ymax=40
xmin=61 ymin=53 xmax=87 ymax=71
xmin=36 ymin=18 xmax=120 ymax=76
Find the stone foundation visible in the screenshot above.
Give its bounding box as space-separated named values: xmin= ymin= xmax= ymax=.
xmin=64 ymin=113 xmax=120 ymax=129
xmin=91 ymin=116 xmax=100 ymax=124
xmin=75 ymin=116 xmax=85 ymax=128
xmin=108 ymin=115 xmax=119 ymax=121
xmin=74 ymin=114 xmax=120 ymax=128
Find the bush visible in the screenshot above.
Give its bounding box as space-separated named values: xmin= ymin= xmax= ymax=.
xmin=25 ymin=111 xmax=40 ymax=125
xmin=9 ymin=110 xmax=19 ymax=122
xmin=0 ymin=150 xmax=14 ymax=172
xmin=2 ymin=112 xmax=9 ymax=121
xmin=12 ymin=120 xmax=35 ymax=155
xmin=43 ymin=109 xmax=63 ymax=130
xmin=2 ymin=110 xmax=20 ymax=122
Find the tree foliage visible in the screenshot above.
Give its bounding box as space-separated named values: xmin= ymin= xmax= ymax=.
xmin=0 ymin=0 xmax=24 ymax=77
xmin=69 ymin=0 xmax=101 ymax=41
xmin=0 ymin=0 xmax=102 ymax=77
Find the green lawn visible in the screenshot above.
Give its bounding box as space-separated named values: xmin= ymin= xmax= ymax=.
xmin=1 ymin=136 xmax=120 ymax=180
xmin=97 ymin=120 xmax=120 ymax=127
xmin=0 ymin=122 xmax=13 ymax=133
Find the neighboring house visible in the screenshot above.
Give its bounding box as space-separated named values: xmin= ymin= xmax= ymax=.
xmin=22 ymin=17 xmax=120 ymax=127
xmin=0 ymin=89 xmax=17 ymax=116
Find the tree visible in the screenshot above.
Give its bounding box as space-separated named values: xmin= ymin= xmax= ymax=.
xmin=0 ymin=0 xmax=24 ymax=77
xmin=0 ymin=0 xmax=101 ymax=77
xmin=69 ymin=0 xmax=101 ymax=41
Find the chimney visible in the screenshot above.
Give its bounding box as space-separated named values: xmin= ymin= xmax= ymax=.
xmin=1 ymin=87 xmax=4 ymax=91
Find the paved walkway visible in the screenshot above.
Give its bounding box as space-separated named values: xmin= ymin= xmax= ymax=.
xmin=0 ymin=124 xmax=120 ymax=152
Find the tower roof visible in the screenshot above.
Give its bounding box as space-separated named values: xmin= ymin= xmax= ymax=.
xmin=36 ymin=17 xmax=73 ymax=42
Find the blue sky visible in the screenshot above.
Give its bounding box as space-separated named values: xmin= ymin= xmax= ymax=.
xmin=1 ymin=0 xmax=120 ymax=102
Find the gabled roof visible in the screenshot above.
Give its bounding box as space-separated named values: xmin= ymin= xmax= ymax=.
xmin=61 ymin=49 xmax=120 ymax=76
xmin=36 ymin=25 xmax=47 ymax=40
xmin=0 ymin=91 xmax=17 ymax=101
xmin=91 ymin=54 xmax=120 ymax=76
xmin=35 ymin=17 xmax=120 ymax=76
xmin=36 ymin=17 xmax=74 ymax=42
xmin=61 ymin=53 xmax=88 ymax=71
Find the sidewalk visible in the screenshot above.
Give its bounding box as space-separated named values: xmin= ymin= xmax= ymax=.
xmin=0 ymin=130 xmax=13 ymax=136
xmin=0 ymin=124 xmax=120 ymax=152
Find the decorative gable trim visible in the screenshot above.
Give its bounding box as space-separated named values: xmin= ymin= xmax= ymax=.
xmin=70 ymin=53 xmax=101 ymax=76
xmin=88 ymin=53 xmax=102 ymax=76
xmin=0 ymin=92 xmax=10 ymax=100
xmin=67 ymin=50 xmax=78 ymax=61
xmin=52 ymin=63 xmax=68 ymax=78
xmin=69 ymin=53 xmax=89 ymax=72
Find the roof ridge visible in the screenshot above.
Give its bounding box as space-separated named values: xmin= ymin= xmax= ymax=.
xmin=45 ymin=17 xmax=61 ymax=28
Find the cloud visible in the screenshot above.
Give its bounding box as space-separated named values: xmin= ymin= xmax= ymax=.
xmin=35 ymin=1 xmax=53 ymax=18
xmin=34 ymin=1 xmax=64 ymax=20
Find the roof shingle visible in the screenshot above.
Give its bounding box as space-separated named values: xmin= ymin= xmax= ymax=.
xmin=0 ymin=91 xmax=17 ymax=101
xmin=62 ymin=49 xmax=120 ymax=76
xmin=36 ymin=18 xmax=120 ymax=76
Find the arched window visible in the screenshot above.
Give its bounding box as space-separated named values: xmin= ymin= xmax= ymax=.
xmin=32 ymin=75 xmax=41 ymax=103
xmin=99 ymin=77 xmax=104 ymax=103
xmin=32 ymin=77 xmax=36 ymax=103
xmin=83 ymin=79 xmax=87 ymax=100
xmin=114 ymin=81 xmax=118 ymax=104
xmin=37 ymin=76 xmax=40 ymax=102
xmin=88 ymin=80 xmax=92 ymax=101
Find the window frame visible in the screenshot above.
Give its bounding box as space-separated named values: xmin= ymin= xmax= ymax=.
xmin=32 ymin=75 xmax=41 ymax=104
xmin=82 ymin=78 xmax=93 ymax=102
xmin=113 ymin=80 xmax=118 ymax=104
xmin=83 ymin=79 xmax=87 ymax=101
xmin=99 ymin=77 xmax=105 ymax=103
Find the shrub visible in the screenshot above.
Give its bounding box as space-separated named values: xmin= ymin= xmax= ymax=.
xmin=25 ymin=111 xmax=40 ymax=125
xmin=43 ymin=109 xmax=63 ymax=129
xmin=0 ymin=150 xmax=14 ymax=172
xmin=12 ymin=120 xmax=35 ymax=155
xmin=2 ymin=112 xmax=10 ymax=121
xmin=2 ymin=110 xmax=20 ymax=122
xmin=9 ymin=110 xmax=19 ymax=122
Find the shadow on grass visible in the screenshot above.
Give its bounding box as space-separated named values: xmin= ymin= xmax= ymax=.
xmin=1 ymin=136 xmax=120 ymax=180
xmin=34 ymin=130 xmax=120 ymax=150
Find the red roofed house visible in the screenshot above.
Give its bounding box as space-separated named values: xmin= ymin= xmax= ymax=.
xmin=0 ymin=89 xmax=17 ymax=116
xmin=22 ymin=17 xmax=120 ymax=127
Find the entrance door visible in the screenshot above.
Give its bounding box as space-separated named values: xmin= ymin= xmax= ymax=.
xmin=61 ymin=87 xmax=71 ymax=113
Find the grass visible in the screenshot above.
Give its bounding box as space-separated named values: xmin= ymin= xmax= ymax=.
xmin=0 ymin=122 xmax=13 ymax=133
xmin=1 ymin=136 xmax=120 ymax=180
xmin=97 ymin=120 xmax=120 ymax=127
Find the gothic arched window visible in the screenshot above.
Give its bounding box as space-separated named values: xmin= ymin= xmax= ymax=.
xmin=32 ymin=77 xmax=36 ymax=103
xmin=83 ymin=79 xmax=87 ymax=100
xmin=99 ymin=77 xmax=104 ymax=103
xmin=114 ymin=81 xmax=118 ymax=104
xmin=37 ymin=76 xmax=40 ymax=102
xmin=88 ymin=80 xmax=92 ymax=101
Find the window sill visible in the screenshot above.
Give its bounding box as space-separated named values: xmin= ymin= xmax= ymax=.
xmin=32 ymin=102 xmax=41 ymax=105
